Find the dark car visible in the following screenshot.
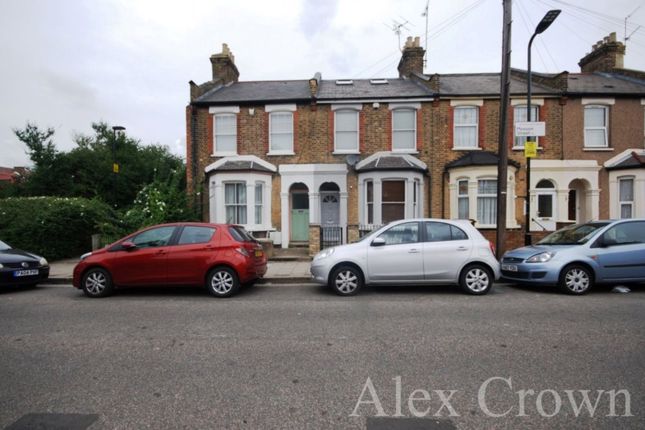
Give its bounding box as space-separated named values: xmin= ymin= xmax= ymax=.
xmin=0 ymin=240 xmax=50 ymax=287
xmin=73 ymin=222 xmax=267 ymax=298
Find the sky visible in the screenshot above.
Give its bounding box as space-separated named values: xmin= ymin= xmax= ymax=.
xmin=1 ymin=0 xmax=645 ymax=167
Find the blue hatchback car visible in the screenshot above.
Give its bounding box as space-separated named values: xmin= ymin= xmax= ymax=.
xmin=501 ymin=219 xmax=645 ymax=294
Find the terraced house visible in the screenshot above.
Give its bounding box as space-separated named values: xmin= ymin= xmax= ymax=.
xmin=186 ymin=33 xmax=645 ymax=254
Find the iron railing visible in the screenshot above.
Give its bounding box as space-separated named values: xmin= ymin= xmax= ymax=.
xmin=320 ymin=225 xmax=343 ymax=249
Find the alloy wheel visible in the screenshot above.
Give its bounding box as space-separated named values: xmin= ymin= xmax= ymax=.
xmin=211 ymin=270 xmax=234 ymax=294
xmin=464 ymin=267 xmax=490 ymax=293
xmin=335 ymin=270 xmax=359 ymax=294
xmin=85 ymin=271 xmax=107 ymax=295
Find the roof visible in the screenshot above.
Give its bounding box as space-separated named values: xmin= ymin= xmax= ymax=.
xmin=316 ymin=78 xmax=433 ymax=100
xmin=605 ymin=150 xmax=645 ymax=170
xmin=567 ymin=72 xmax=645 ymax=95
xmin=195 ymin=80 xmax=311 ymax=104
xmin=355 ymin=152 xmax=428 ymax=173
xmin=192 ymin=72 xmax=645 ymax=106
xmin=445 ymin=151 xmax=520 ymax=169
xmin=438 ymin=73 xmax=556 ymax=97
xmin=204 ymin=155 xmax=277 ymax=174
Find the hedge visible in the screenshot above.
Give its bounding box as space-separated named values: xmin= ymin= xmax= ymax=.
xmin=0 ymin=197 xmax=119 ymax=260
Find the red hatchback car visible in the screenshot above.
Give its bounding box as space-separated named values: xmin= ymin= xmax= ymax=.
xmin=73 ymin=223 xmax=267 ymax=298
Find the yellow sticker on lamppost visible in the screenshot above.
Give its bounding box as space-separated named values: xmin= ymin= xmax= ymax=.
xmin=113 ymin=163 xmax=120 ymax=173
xmin=524 ymin=141 xmax=537 ymax=158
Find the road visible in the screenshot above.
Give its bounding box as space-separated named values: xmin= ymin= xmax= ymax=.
xmin=1 ymin=282 xmax=644 ymax=429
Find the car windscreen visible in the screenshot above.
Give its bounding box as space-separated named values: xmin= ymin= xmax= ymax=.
xmin=537 ymin=222 xmax=610 ymax=245
xmin=0 ymin=240 xmax=11 ymax=251
xmin=229 ymin=226 xmax=257 ymax=243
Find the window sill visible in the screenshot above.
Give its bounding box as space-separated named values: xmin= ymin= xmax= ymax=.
xmin=212 ymin=152 xmax=238 ymax=157
xmin=583 ymin=147 xmax=613 ymax=151
xmin=333 ymin=150 xmax=360 ymax=155
xmin=512 ymin=147 xmax=543 ymax=151
xmin=267 ymin=151 xmax=295 ymax=156
xmin=452 ymin=147 xmax=481 ymax=151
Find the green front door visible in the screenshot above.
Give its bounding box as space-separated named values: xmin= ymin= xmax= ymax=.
xmin=291 ymin=192 xmax=309 ymax=242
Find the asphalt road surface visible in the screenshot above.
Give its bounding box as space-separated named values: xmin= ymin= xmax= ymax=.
xmin=1 ymin=281 xmax=644 ymax=429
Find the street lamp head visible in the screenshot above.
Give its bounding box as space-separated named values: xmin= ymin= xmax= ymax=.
xmin=112 ymin=125 xmax=126 ymax=132
xmin=535 ymin=9 xmax=561 ymax=34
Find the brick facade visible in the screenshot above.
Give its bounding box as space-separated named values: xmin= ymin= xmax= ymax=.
xmin=187 ymin=35 xmax=645 ymax=254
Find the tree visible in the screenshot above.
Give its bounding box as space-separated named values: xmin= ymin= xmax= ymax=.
xmin=13 ymin=123 xmax=57 ymax=168
xmin=8 ymin=122 xmax=185 ymax=209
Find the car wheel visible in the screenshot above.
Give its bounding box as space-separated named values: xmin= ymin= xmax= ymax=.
xmin=459 ymin=264 xmax=493 ymax=295
xmin=330 ymin=265 xmax=363 ymax=296
xmin=558 ymin=264 xmax=593 ymax=295
xmin=82 ymin=268 xmax=114 ymax=298
xmin=206 ymin=267 xmax=240 ymax=298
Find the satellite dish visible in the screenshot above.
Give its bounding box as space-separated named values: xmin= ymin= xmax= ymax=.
xmin=346 ymin=154 xmax=360 ymax=166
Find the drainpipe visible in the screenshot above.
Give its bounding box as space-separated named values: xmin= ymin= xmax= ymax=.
xmin=441 ymin=169 xmax=448 ymax=218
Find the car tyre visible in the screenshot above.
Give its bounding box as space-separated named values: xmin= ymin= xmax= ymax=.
xmin=82 ymin=268 xmax=114 ymax=298
xmin=459 ymin=264 xmax=493 ymax=295
xmin=558 ymin=264 xmax=593 ymax=295
xmin=330 ymin=265 xmax=363 ymax=296
xmin=206 ymin=267 xmax=240 ymax=298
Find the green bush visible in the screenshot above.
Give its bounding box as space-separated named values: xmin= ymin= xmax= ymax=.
xmin=0 ymin=197 xmax=120 ymax=260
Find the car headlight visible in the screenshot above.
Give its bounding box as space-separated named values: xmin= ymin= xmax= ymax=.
xmin=526 ymin=251 xmax=555 ymax=263
xmin=80 ymin=252 xmax=92 ymax=260
xmin=0 ymin=263 xmax=3 ymax=269
xmin=314 ymin=247 xmax=335 ymax=261
xmin=39 ymin=257 xmax=48 ymax=266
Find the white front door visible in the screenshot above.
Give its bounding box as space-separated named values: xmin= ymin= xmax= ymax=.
xmin=536 ymin=191 xmax=556 ymax=231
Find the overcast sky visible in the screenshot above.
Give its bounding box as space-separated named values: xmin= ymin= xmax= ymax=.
xmin=2 ymin=0 xmax=645 ymax=167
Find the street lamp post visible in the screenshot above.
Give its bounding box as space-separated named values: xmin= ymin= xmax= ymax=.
xmin=525 ymin=10 xmax=560 ymax=246
xmin=112 ymin=125 xmax=125 ymax=208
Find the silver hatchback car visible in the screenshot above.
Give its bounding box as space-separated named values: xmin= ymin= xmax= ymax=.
xmin=310 ymin=219 xmax=501 ymax=296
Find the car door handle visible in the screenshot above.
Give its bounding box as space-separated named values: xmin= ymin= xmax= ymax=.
xmin=456 ymin=247 xmax=468 ymax=251
xmin=155 ymin=249 xmax=167 ymax=255
xmin=408 ymin=249 xmax=420 ymax=254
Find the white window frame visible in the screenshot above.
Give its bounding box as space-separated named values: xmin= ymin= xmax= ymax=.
xmin=224 ymin=182 xmax=247 ymax=224
xmin=265 ymin=104 xmax=296 ymax=155
xmin=254 ymin=182 xmax=263 ymax=225
xmin=618 ymin=176 xmax=634 ymax=219
xmin=365 ymin=180 xmax=374 ymax=224
xmin=584 ymin=105 xmax=609 ymax=148
xmin=453 ymin=106 xmax=479 ymax=149
xmin=358 ymin=170 xmax=425 ymax=226
xmin=333 ymin=108 xmax=360 ymax=154
xmin=457 ymin=179 xmax=469 ymax=220
xmin=476 ymin=178 xmax=498 ymax=228
xmin=513 ymin=104 xmax=540 ymax=149
xmin=391 ymin=106 xmax=418 ymax=153
xmin=209 ymin=106 xmax=240 ymax=156
xmin=209 ymin=171 xmax=273 ymax=232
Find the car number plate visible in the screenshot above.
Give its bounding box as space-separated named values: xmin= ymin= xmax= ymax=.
xmin=255 ymin=250 xmax=263 ymax=257
xmin=502 ymin=264 xmax=518 ymax=272
xmin=13 ymin=269 xmax=38 ymax=277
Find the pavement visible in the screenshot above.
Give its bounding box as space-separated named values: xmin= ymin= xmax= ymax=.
xmin=47 ymin=258 xmax=312 ymax=284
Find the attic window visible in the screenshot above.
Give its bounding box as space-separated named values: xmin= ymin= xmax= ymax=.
xmin=335 ymin=80 xmax=354 ymax=85
xmin=370 ymin=79 xmax=389 ymax=85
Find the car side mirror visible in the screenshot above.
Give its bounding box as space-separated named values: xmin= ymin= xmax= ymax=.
xmin=121 ymin=241 xmax=137 ymax=250
xmin=371 ymin=237 xmax=386 ymax=247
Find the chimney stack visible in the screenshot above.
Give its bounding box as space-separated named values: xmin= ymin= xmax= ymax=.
xmin=397 ymin=36 xmax=425 ymax=78
xmin=210 ymin=43 xmax=239 ymax=84
xmin=578 ymin=32 xmax=625 ymax=73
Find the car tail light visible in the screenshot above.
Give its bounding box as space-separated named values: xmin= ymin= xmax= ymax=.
xmin=235 ymin=247 xmax=250 ymax=257
xmin=489 ymin=241 xmax=496 ymax=256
